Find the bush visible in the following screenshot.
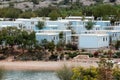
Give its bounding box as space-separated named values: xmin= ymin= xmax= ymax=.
xmin=0 ymin=55 xmax=6 ymax=60
xmin=56 ymin=65 xmax=73 ymax=80
xmin=115 ymin=52 xmax=120 ymax=58
xmin=113 ymin=66 xmax=120 ymax=80
xmin=65 ymin=52 xmax=80 ymax=58
xmin=66 ymin=43 xmax=78 ymax=50
xmin=80 ymin=52 xmax=93 ymax=57
xmin=49 ymin=54 xmax=57 ymax=61
xmin=72 ymin=67 xmax=98 ymax=80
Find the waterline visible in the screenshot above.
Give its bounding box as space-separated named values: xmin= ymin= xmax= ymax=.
xmin=2 ymin=71 xmax=60 ymax=80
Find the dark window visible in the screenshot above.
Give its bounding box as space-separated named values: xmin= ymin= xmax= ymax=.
xmin=103 ymin=37 xmax=105 ymax=41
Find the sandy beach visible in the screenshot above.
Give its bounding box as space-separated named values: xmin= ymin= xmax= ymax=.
xmin=0 ymin=61 xmax=98 ymax=71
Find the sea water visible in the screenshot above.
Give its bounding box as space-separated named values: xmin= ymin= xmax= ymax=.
xmin=2 ymin=71 xmax=60 ymax=80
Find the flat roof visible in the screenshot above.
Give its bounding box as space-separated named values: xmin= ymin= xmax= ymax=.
xmin=36 ymin=32 xmax=59 ymax=35
xmin=80 ymin=34 xmax=108 ymax=36
xmin=35 ymin=29 xmax=71 ymax=32
xmin=46 ymin=20 xmax=69 ymax=23
xmin=67 ymin=33 xmax=108 ymax=37
xmin=81 ymin=30 xmax=120 ymax=33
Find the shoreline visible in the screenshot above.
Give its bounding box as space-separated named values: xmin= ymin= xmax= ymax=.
xmin=0 ymin=61 xmax=98 ymax=71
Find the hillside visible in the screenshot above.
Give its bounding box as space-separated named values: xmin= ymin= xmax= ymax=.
xmin=0 ymin=0 xmax=119 ymax=11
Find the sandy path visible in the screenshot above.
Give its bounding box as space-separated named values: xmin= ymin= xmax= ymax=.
xmin=0 ymin=61 xmax=98 ymax=71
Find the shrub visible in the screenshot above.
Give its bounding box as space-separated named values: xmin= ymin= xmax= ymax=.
xmin=115 ymin=52 xmax=120 ymax=58
xmin=72 ymin=67 xmax=98 ymax=80
xmin=113 ymin=65 xmax=120 ymax=80
xmin=56 ymin=65 xmax=73 ymax=80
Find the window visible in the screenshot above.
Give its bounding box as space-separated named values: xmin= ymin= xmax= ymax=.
xmin=53 ymin=36 xmax=55 ymax=40
xmin=115 ymin=33 xmax=117 ymax=37
xmin=103 ymin=37 xmax=105 ymax=41
xmin=31 ymin=21 xmax=34 ymax=25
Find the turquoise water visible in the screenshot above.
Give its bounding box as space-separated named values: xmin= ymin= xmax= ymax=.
xmin=2 ymin=71 xmax=60 ymax=80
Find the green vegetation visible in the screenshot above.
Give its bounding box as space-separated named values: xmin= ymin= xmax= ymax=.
xmin=31 ymin=0 xmax=39 ymax=4
xmin=2 ymin=32 xmax=55 ymax=61
xmin=85 ymin=21 xmax=95 ymax=30
xmin=0 ymin=4 xmax=120 ymax=19
xmin=36 ymin=21 xmax=44 ymax=29
xmin=56 ymin=58 xmax=119 ymax=80
xmin=56 ymin=65 xmax=73 ymax=80
xmin=48 ymin=10 xmax=60 ymax=20
xmin=0 ymin=8 xmax=22 ymax=18
xmin=72 ymin=67 xmax=98 ymax=80
xmin=19 ymin=11 xmax=36 ymax=18
xmin=115 ymin=40 xmax=120 ymax=50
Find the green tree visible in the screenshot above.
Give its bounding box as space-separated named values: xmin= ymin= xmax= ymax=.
xmin=63 ymin=0 xmax=70 ymax=4
xmin=40 ymin=39 xmax=48 ymax=49
xmin=115 ymin=40 xmax=120 ymax=50
xmin=48 ymin=10 xmax=60 ymax=20
xmin=47 ymin=41 xmax=55 ymax=52
xmin=85 ymin=21 xmax=95 ymax=30
xmin=59 ymin=32 xmax=64 ymax=39
xmin=93 ymin=4 xmax=117 ymax=18
xmin=31 ymin=0 xmax=39 ymax=4
xmin=2 ymin=8 xmax=21 ymax=18
xmin=36 ymin=21 xmax=44 ymax=30
xmin=19 ymin=12 xmax=36 ymax=18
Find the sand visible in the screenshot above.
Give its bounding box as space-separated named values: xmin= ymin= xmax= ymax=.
xmin=0 ymin=60 xmax=98 ymax=71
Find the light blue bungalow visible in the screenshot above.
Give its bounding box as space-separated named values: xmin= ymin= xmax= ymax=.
xmin=0 ymin=18 xmax=39 ymax=30
xmin=35 ymin=30 xmax=71 ymax=44
xmin=45 ymin=20 xmax=69 ymax=30
xmin=78 ymin=34 xmax=109 ymax=49
xmin=36 ymin=32 xmax=59 ymax=44
xmin=80 ymin=30 xmax=120 ymax=43
xmin=16 ymin=18 xmax=39 ymax=30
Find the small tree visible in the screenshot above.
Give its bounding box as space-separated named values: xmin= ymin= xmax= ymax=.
xmin=36 ymin=21 xmax=44 ymax=30
xmin=115 ymin=40 xmax=120 ymax=50
xmin=59 ymin=32 xmax=64 ymax=39
xmin=85 ymin=21 xmax=95 ymax=30
xmin=48 ymin=10 xmax=60 ymax=20
xmin=110 ymin=18 xmax=116 ymax=26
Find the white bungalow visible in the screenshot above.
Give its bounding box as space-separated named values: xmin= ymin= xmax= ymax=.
xmin=45 ymin=20 xmax=69 ymax=30
xmin=36 ymin=33 xmax=59 ymax=44
xmin=0 ymin=18 xmax=39 ymax=30
xmin=78 ymin=34 xmax=109 ymax=49
xmin=0 ymin=21 xmax=22 ymax=29
xmin=16 ymin=18 xmax=39 ymax=30
xmin=81 ymin=30 xmax=120 ymax=42
xmin=35 ymin=30 xmax=72 ymax=44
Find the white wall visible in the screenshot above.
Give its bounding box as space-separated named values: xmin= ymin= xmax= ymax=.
xmin=78 ymin=34 xmax=109 ymax=49
xmin=36 ymin=33 xmax=59 ymax=44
